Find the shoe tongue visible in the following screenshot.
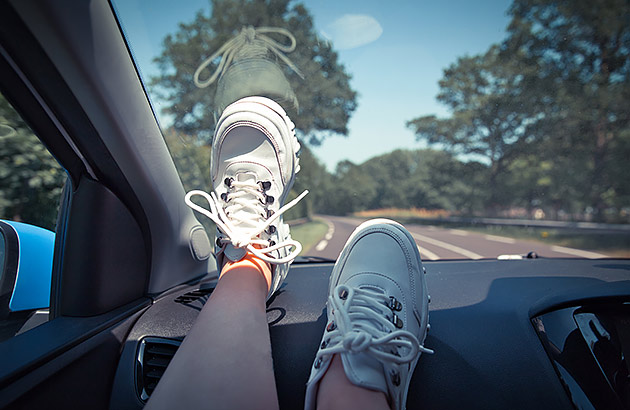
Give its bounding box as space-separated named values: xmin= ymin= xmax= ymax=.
xmin=223 ymin=244 xmax=248 ymax=262
xmin=233 ymin=172 xmax=261 ymax=211
xmin=236 ymin=172 xmax=257 ymax=183
xmin=347 ymin=283 xmax=391 ymax=331
xmin=222 ymin=172 xmax=261 ymax=262
xmin=338 ymin=285 xmax=390 ymax=397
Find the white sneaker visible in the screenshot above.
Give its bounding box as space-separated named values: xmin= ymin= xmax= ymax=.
xmin=185 ymin=96 xmax=307 ymax=300
xmin=305 ymin=219 xmax=433 ymax=410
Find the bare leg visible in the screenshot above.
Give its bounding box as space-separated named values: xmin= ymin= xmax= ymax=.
xmin=316 ymin=354 xmax=390 ymax=410
xmin=306 ymin=220 xmax=432 ymax=410
xmin=145 ymin=255 xmax=278 ymax=410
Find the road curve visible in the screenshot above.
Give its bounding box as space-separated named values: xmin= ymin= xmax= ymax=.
xmin=304 ymin=215 xmax=609 ymax=261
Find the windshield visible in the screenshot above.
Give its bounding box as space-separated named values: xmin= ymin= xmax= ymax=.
xmin=111 ymin=0 xmax=630 ymax=261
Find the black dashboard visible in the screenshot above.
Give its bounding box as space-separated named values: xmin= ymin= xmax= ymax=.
xmin=109 ymin=259 xmax=630 ymax=410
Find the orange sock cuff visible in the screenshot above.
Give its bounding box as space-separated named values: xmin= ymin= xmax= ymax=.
xmin=220 ymin=253 xmax=272 ymax=292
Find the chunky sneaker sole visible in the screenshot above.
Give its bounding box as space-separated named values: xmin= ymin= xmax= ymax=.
xmin=185 ymin=96 xmax=305 ymax=300
xmin=212 ymin=96 xmax=301 ymax=195
xmin=305 ymin=219 xmax=432 ymax=410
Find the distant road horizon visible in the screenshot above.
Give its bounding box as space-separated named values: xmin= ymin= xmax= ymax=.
xmin=304 ymin=215 xmax=609 ymax=261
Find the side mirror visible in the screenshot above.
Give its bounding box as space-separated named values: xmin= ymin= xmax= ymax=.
xmin=0 ymin=220 xmax=54 ymax=319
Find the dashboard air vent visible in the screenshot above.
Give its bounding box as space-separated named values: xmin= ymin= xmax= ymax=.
xmin=136 ymin=337 xmax=181 ymax=402
xmin=174 ymin=287 xmax=214 ymax=304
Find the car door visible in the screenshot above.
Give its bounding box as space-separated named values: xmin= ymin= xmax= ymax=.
xmin=0 ymin=1 xmax=212 ymax=408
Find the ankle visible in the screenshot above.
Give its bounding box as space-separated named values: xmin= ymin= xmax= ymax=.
xmin=221 ymin=253 xmax=273 ymax=293
xmin=316 ymin=355 xmax=390 ymax=410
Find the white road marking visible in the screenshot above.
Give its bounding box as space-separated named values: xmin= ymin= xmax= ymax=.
xmin=315 ymin=240 xmax=329 ymax=252
xmin=410 ymin=232 xmax=484 ymax=259
xmin=314 ymin=219 xmax=335 ymax=252
xmin=418 ymin=245 xmax=440 ymax=261
xmin=551 ymin=245 xmax=607 ymax=259
xmin=449 ymin=229 xmax=469 ymax=236
xmin=484 ymin=234 xmax=516 ymax=244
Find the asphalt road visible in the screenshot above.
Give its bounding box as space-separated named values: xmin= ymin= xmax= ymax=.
xmin=304 ymin=215 xmax=609 ymax=261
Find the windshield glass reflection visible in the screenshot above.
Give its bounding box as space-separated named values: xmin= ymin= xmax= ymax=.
xmin=111 ymin=0 xmax=630 ymax=260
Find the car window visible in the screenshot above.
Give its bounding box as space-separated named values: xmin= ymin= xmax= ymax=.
xmin=0 ymin=91 xmax=65 ymax=342
xmin=0 ymin=228 xmax=5 ymax=279
xmin=111 ymin=0 xmax=629 ymax=260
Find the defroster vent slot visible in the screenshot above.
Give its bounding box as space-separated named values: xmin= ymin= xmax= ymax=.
xmin=136 ymin=337 xmax=182 ymax=402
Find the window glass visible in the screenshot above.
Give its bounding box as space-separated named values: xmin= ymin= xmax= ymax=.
xmin=0 ymin=91 xmax=65 ymax=342
xmin=112 ymin=0 xmax=630 ymax=260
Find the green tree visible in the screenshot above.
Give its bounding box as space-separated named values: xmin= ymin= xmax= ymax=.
xmin=0 ymin=94 xmax=66 ymax=230
xmin=325 ymin=160 xmax=377 ymax=215
xmin=151 ymin=0 xmax=357 ymax=145
xmin=504 ymin=0 xmax=630 ymax=220
xmin=404 ymin=150 xmax=488 ymax=214
xmin=407 ymin=46 xmax=542 ymax=212
xmin=318 ymin=149 xmax=486 ymax=216
xmin=361 ymin=150 xmax=417 ymax=209
xmin=408 ymin=0 xmax=630 ymax=221
xmin=278 ymin=144 xmax=333 ymax=220
xmin=163 ymin=127 xmax=211 ymax=193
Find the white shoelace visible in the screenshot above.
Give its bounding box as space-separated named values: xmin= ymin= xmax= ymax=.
xmin=185 ymin=182 xmax=308 ymax=264
xmin=315 ymin=285 xmax=433 ymax=367
xmin=194 ymin=26 xmax=304 ymax=89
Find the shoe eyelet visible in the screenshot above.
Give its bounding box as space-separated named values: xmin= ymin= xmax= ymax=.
xmin=216 ymin=238 xmax=222 ymax=247
xmin=220 ymin=192 xmax=228 ymax=201
xmin=224 ymin=177 xmax=233 ymax=187
xmin=259 ymin=181 xmax=271 ymax=191
xmin=326 ymin=321 xmax=336 ymax=332
xmin=269 ymin=240 xmax=276 ymax=247
xmin=389 ymin=296 xmax=402 ymax=311
xmin=314 ymin=358 xmax=322 ymax=369
xmin=390 ymin=370 xmax=401 ymax=386
xmin=260 ymin=195 xmax=275 ymax=205
xmin=393 ymin=314 xmax=403 ymax=329
xmin=339 ymin=289 xmax=348 ymax=300
xmin=266 ymin=209 xmax=274 ymax=218
xmin=267 ymin=225 xmax=276 ymax=234
xmin=320 ymin=339 xmax=329 ymax=349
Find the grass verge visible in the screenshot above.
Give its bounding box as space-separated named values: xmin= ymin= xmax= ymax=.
xmin=289 ymin=219 xmax=329 ymax=255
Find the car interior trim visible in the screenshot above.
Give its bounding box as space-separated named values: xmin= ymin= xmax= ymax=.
xmin=10 ymin=0 xmax=215 ymax=293
xmin=0 ymin=298 xmax=150 ymax=391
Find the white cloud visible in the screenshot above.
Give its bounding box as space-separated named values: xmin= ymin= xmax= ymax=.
xmin=322 ymin=14 xmax=383 ymax=50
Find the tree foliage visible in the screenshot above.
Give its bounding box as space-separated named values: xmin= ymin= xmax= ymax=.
xmin=407 ymin=46 xmax=543 ymax=208
xmin=311 ymin=149 xmax=484 ymax=216
xmin=408 ymin=0 xmax=630 ymax=221
xmin=151 ymin=0 xmax=357 ymax=145
xmin=0 ymin=94 xmax=66 ymax=230
xmin=505 ymin=0 xmax=630 ymax=219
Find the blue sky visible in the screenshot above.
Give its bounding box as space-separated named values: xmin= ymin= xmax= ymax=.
xmin=114 ymin=0 xmax=512 ymax=171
